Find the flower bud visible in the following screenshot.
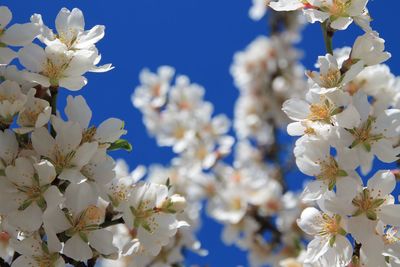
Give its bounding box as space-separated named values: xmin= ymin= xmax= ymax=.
xmin=169 ymin=194 xmax=186 ymax=212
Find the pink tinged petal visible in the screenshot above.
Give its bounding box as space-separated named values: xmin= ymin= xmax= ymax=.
xmin=0 ymin=47 xmax=16 ymax=65
xmin=65 ymin=95 xmax=92 ymax=129
xmin=378 ymin=205 xmax=400 ymax=226
xmin=297 ymin=207 xmax=323 ymax=235
xmin=63 ymin=234 xmax=92 ymax=261
xmin=88 ymin=229 xmax=117 ymax=255
xmin=0 ymin=6 xmax=12 ymax=29
xmin=330 ymin=17 xmax=353 ymax=30
xmin=17 ymin=43 xmax=46 ymax=73
xmin=95 ymin=118 xmax=126 ymax=143
xmin=367 ymin=170 xmax=396 ymax=197
xmin=282 ymin=99 xmax=310 ymax=121
xmin=65 ymin=182 xmax=97 ymax=215
xmin=2 ymin=23 xmax=39 ymax=46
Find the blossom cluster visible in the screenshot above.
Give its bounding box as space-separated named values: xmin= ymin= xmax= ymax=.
xmin=0 ymin=6 xmax=187 ymax=267
xmin=131 ymin=1 xmax=400 ymax=267
xmin=270 ymin=0 xmax=400 ymax=266
xmin=131 ymin=8 xmax=313 ymax=267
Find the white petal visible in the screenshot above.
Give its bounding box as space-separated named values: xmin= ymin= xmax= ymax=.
xmin=297 ymin=207 xmax=323 ymax=235
xmin=2 ymin=23 xmax=39 ymax=46
xmin=71 ymin=142 xmax=98 ymax=167
xmin=330 ymin=17 xmax=353 ymax=30
xmin=301 ymin=180 xmax=326 ymax=202
xmin=378 ymin=205 xmax=400 ymax=226
xmin=269 ymin=0 xmax=303 ymax=11
xmin=63 ymin=234 xmax=92 ymax=261
xmin=95 ymin=118 xmax=126 ymax=143
xmin=282 ymin=98 xmax=310 ymax=121
xmin=75 ymin=25 xmax=105 ymax=49
xmin=88 ymin=229 xmax=117 ymax=255
xmin=65 ymin=182 xmax=97 ymax=215
xmin=372 ymin=139 xmax=398 ymax=163
xmin=0 ymin=47 xmax=17 ymax=65
xmin=31 ymin=127 xmax=55 ymax=158
xmin=0 ymin=6 xmax=12 ymax=29
xmin=58 ymin=76 xmax=87 ymax=91
xmin=367 ymin=170 xmax=395 ymax=197
xmin=65 ymin=95 xmax=92 ymax=129
xmin=17 ymin=43 xmax=45 ymax=72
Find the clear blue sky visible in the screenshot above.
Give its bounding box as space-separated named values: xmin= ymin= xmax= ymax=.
xmin=3 ymin=1 xmax=400 ymax=266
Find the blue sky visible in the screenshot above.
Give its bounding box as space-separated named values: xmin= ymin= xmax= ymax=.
xmin=3 ymin=1 xmax=400 ymax=266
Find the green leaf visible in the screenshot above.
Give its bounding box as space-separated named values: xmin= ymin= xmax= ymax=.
xmin=337 ymin=170 xmax=348 ymax=177
xmin=108 ymin=139 xmax=132 ymax=152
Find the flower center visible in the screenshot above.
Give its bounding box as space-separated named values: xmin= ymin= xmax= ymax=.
xmin=352 ymin=189 xmax=385 ymax=220
xmin=348 ymin=116 xmax=383 ymax=151
xmin=57 ymin=29 xmax=78 ymax=49
xmin=42 ymin=57 xmax=70 ymax=86
xmin=82 ymin=126 xmax=97 ymax=143
xmin=320 ymin=69 xmax=341 ymax=88
xmin=323 ymin=0 xmax=350 ymax=16
xmin=308 ymin=104 xmax=330 ymax=122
